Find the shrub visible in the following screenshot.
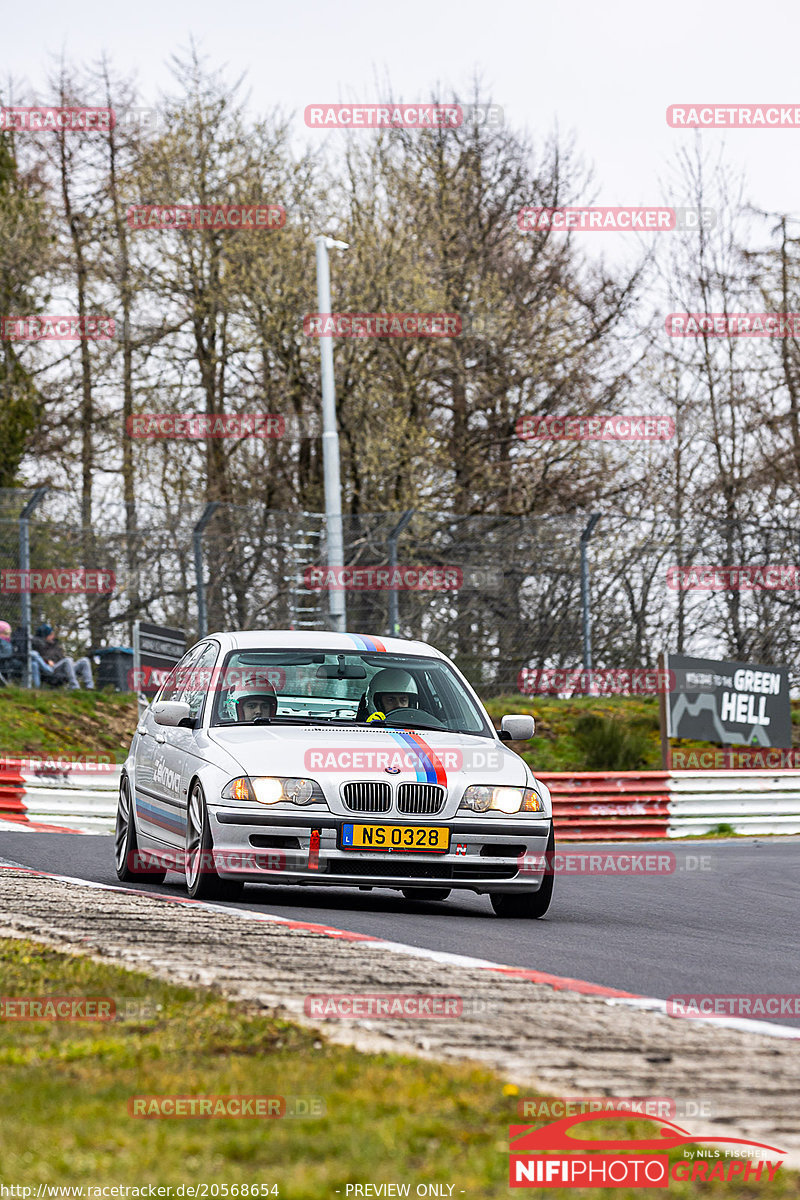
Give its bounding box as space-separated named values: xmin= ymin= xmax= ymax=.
xmin=571 ymin=713 xmax=652 ymax=771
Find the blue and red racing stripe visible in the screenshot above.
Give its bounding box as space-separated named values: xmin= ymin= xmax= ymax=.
xmin=135 ymin=795 xmax=184 ymax=834
xmin=347 ymin=634 xmax=387 ymax=652
xmin=388 ymin=730 xmax=447 ymax=786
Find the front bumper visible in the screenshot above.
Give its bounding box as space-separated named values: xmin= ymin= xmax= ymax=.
xmin=208 ymin=807 xmax=552 ymax=894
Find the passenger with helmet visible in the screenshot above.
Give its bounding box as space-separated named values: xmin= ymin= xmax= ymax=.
xmin=366 ymin=667 xmax=420 ymax=718
xmin=228 ymin=679 xmax=278 ymax=723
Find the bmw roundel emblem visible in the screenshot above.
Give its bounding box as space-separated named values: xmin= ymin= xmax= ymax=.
xmin=385 ymin=766 xmax=400 ymax=774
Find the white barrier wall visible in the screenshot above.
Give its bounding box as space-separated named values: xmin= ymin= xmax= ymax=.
xmin=667 ymin=770 xmax=800 ymax=837
xmin=11 ymin=766 xmax=121 ymax=833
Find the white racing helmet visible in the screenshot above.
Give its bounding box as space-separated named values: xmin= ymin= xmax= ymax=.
xmin=367 ymin=667 xmax=418 ymax=713
xmin=228 ymin=679 xmax=278 ymax=721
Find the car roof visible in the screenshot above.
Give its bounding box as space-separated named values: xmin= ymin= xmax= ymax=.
xmin=205 ymin=630 xmax=447 ymax=659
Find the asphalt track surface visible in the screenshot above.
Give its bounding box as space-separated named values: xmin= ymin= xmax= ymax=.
xmin=1 ymin=832 xmax=798 ymax=1028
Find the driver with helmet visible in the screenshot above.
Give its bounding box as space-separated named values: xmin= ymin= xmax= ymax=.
xmin=228 ymin=679 xmax=278 ymax=723
xmin=366 ymin=667 xmax=420 ymax=718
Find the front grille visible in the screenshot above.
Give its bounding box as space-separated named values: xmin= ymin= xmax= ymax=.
xmin=333 ymin=857 xmax=453 ymax=879
xmin=330 ymin=857 xmax=518 ymax=880
xmin=342 ymin=782 xmax=391 ymax=813
xmin=397 ymin=783 xmax=446 ymax=814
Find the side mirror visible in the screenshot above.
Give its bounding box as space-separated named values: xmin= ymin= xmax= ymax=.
xmin=153 ymin=700 xmax=193 ymax=727
xmin=500 ymin=714 xmax=535 ymax=741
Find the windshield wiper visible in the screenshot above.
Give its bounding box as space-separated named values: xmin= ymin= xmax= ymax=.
xmin=270 ymin=715 xmax=333 ymax=725
xmin=345 ymin=719 xmax=485 ymax=736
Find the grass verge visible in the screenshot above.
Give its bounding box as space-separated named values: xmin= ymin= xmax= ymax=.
xmin=0 ymin=687 xmax=799 ymax=774
xmin=484 ymin=694 xmax=800 ymax=773
xmin=0 ymin=938 xmax=794 ymax=1196
xmin=0 ymin=687 xmax=137 ymax=762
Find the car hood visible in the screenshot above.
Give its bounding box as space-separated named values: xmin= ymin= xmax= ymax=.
xmin=208 ymin=723 xmax=531 ymax=790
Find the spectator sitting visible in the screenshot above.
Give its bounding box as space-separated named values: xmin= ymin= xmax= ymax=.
xmin=0 ymin=621 xmax=17 ymax=684
xmin=6 ymin=624 xmax=56 ymax=687
xmin=32 ymin=624 xmax=93 ymax=690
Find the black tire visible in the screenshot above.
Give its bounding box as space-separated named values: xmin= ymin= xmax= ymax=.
xmin=490 ymin=823 xmax=554 ymax=919
xmin=185 ymin=781 xmax=244 ymax=901
xmin=400 ymin=887 xmax=452 ymax=902
xmin=114 ymin=776 xmax=166 ymax=883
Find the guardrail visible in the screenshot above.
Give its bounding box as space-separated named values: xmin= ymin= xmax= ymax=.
xmin=0 ymin=763 xmax=120 ymax=833
xmin=540 ymin=772 xmax=671 ymax=840
xmin=668 ymin=769 xmax=800 ymax=837
xmin=540 ymin=769 xmax=800 ymax=838
xmin=0 ymin=763 xmax=27 ymax=824
xmin=0 ymin=762 xmax=798 ymax=839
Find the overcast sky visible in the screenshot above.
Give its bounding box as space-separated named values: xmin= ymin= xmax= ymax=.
xmin=5 ymin=0 xmax=800 ymax=225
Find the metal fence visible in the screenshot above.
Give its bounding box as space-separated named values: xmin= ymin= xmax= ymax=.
xmin=1 ymin=488 xmax=799 ymax=696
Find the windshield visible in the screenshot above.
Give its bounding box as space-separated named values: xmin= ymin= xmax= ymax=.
xmin=209 ymin=650 xmax=492 ymax=736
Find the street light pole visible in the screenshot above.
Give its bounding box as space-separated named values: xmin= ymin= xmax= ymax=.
xmin=193 ymin=502 xmax=221 ymax=638
xmin=580 ymin=513 xmax=601 ymax=671
xmin=18 ymin=487 xmax=48 ymax=688
xmin=387 ymin=510 xmax=414 ymax=636
xmin=315 ymin=234 xmax=349 ymax=633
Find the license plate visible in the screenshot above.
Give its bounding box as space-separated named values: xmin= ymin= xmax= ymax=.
xmin=341 ymin=823 xmax=450 ymax=853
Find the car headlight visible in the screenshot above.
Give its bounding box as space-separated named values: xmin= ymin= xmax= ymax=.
xmin=459 ymin=785 xmax=544 ymax=814
xmin=221 ymin=776 xmax=324 ymax=806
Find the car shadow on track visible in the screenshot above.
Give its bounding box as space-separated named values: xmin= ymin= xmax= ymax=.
xmin=248 ymin=886 xmax=491 ymax=919
xmin=156 ymin=872 xmax=493 ymax=918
